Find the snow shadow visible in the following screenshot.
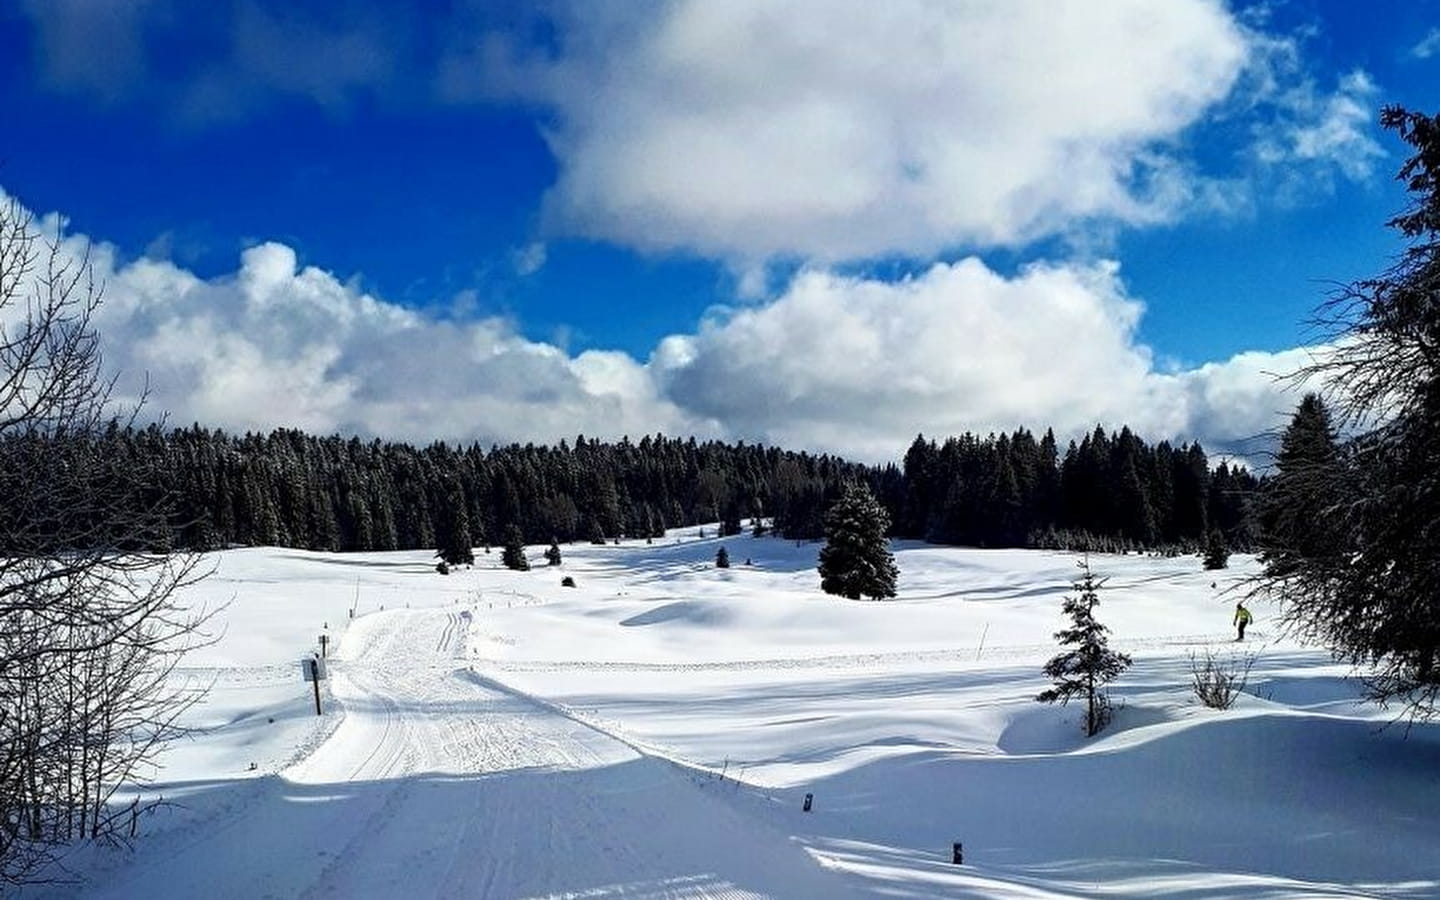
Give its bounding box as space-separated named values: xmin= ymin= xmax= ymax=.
xmin=64 ymin=756 xmax=860 ymax=900
xmin=620 ymin=599 xmax=736 ymax=628
xmin=581 ymin=535 xmax=823 ymax=582
xmin=275 ymin=551 xmax=434 ymax=572
xmin=787 ymin=712 xmax=1440 ymax=897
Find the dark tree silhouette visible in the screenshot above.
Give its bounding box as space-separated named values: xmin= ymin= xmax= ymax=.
xmin=501 ymin=524 xmax=530 ymax=572
xmin=1264 ymin=106 xmax=1440 ymax=719
xmin=1203 ymin=530 xmax=1229 ymax=570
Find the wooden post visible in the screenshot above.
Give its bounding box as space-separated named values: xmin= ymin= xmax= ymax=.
xmin=952 ymin=842 xmax=963 ymax=865
xmin=803 ymin=792 xmax=813 ymax=812
xmin=310 ymin=658 xmax=322 ymax=715
xmin=319 ymin=634 xmax=329 ymax=659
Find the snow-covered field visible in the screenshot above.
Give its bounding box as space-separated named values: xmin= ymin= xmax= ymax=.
xmin=27 ymin=530 xmax=1440 ymax=899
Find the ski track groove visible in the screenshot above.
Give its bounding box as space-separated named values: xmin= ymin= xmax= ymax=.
xmin=76 ymin=605 xmax=859 ymax=899
xmin=478 ymin=632 xmax=1229 ymax=675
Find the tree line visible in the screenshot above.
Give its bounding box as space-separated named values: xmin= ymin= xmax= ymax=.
xmin=0 ymin=421 xmax=1257 ymax=559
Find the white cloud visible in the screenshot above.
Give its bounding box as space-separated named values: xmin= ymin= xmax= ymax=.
xmin=651 ymin=259 xmax=1310 ymax=461
xmin=18 ymin=2 xmax=1383 ymax=263
xmin=1 ymin=196 xmax=706 ymax=446
xmin=6 ymin=189 xmax=1310 ymax=464
xmin=512 ymin=241 xmax=547 ymax=276
xmin=526 ymin=0 xmax=1251 ymax=262
xmin=1411 ymin=28 xmax=1440 ymax=60
xmin=1243 ymin=58 xmax=1384 ymax=187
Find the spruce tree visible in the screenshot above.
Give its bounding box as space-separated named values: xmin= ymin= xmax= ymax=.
xmin=435 ymin=493 xmax=475 ymax=566
xmin=716 ymin=546 xmax=730 ymax=568
xmin=1202 ymin=530 xmax=1229 ymax=570
xmin=544 ymin=541 xmax=562 ymax=566
xmin=719 ymin=503 xmax=743 ymax=537
xmin=1255 ymin=393 xmax=1347 ymax=580
xmin=1268 ymin=108 xmax=1440 ymax=717
xmin=818 ymin=483 xmax=898 ymax=600
xmin=1037 ymin=559 xmax=1132 ymax=736
xmin=501 ymin=524 xmax=530 ymax=571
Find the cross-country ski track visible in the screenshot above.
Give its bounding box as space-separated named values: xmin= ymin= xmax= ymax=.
xmin=78 ymin=608 xmax=858 ymax=900
xmin=26 ymin=540 xmax=1440 ymax=899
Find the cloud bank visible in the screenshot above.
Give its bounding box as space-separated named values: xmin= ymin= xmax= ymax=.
xmin=8 ymin=191 xmax=1310 ymax=463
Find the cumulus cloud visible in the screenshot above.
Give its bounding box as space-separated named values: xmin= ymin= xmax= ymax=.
xmin=519 ymin=1 xmax=1389 ymax=261
xmin=652 ymin=260 xmax=1312 ymax=461
xmin=5 ymin=193 xmax=709 ymax=447
xmin=5 ymin=189 xmax=1312 ymax=463
xmin=528 ymin=0 xmax=1251 ymax=262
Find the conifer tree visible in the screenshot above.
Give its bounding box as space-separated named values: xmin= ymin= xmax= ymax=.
xmin=1037 ymin=559 xmax=1132 ymax=736
xmin=1255 ymin=394 xmax=1347 ymax=580
xmin=716 ymin=546 xmax=730 ymax=568
xmin=1203 ymin=530 xmax=1229 ymax=570
xmin=719 ymin=503 xmax=743 ymax=537
xmin=1266 ymin=107 xmax=1440 ymax=716
xmin=501 ymin=524 xmax=530 ymax=571
xmin=818 ymin=483 xmax=898 ymax=600
xmin=545 ymin=541 xmax=562 ymax=566
xmin=435 ymin=491 xmax=475 ymax=567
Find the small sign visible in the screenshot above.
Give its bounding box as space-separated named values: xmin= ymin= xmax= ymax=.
xmin=300 ymin=657 xmax=327 ymax=681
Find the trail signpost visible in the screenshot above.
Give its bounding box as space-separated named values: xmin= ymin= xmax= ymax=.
xmin=300 ymin=655 xmax=326 ymax=715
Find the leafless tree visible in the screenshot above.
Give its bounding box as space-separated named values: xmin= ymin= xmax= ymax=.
xmin=1 ymin=195 xmax=211 ymax=886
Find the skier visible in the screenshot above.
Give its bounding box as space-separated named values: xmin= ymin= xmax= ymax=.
xmin=1233 ymin=601 xmax=1253 ymax=641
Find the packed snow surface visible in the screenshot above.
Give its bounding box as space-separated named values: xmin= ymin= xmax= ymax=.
xmin=26 ymin=532 xmax=1440 ymax=898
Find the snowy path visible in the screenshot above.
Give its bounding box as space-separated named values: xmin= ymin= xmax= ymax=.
xmin=78 ymin=608 xmax=855 ymax=899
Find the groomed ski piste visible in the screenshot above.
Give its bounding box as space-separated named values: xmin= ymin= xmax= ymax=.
xmin=24 ymin=528 xmax=1440 ymax=899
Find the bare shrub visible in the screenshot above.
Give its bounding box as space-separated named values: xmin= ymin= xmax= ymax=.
xmin=1190 ymin=647 xmax=1257 ymax=710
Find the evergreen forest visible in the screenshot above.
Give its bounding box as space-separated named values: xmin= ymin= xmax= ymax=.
xmin=0 ymin=423 xmax=1256 ymax=557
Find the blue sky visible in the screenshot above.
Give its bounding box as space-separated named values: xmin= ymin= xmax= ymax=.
xmin=1 ymin=1 xmax=1437 ymax=461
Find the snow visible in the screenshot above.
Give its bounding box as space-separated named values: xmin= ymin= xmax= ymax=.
xmin=24 ymin=531 xmax=1440 ymax=899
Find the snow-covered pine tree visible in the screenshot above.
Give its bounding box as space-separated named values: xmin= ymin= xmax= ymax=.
xmin=716 ymin=546 xmax=730 ymax=568
xmin=818 ymin=483 xmax=898 ymax=600
xmin=501 ymin=524 xmax=530 ymax=571
xmin=1037 ymin=559 xmax=1132 ymax=736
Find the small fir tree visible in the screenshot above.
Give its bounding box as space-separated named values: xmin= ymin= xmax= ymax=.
xmin=818 ymin=483 xmax=899 ymax=600
xmin=501 ymin=524 xmax=530 ymax=571
xmin=1202 ymin=530 xmax=1229 ymax=570
xmin=716 ymin=546 xmax=730 ymax=568
xmin=1037 ymin=559 xmax=1132 ymax=736
xmin=545 ymin=541 xmax=562 ymax=566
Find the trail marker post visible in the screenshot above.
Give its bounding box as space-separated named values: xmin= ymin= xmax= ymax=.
xmin=301 ymin=655 xmax=326 ymax=715
xmin=318 ymin=634 xmax=329 ymax=659
xmin=952 ymin=842 xmax=963 ymax=865
xmin=803 ymin=792 xmax=813 ymax=812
